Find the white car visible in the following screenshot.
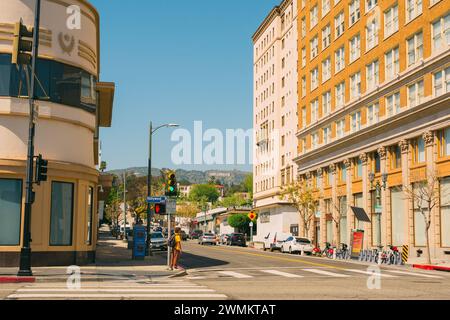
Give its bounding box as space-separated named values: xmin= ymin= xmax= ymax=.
xmin=281 ymin=237 xmax=314 ymax=254
xmin=262 ymin=232 xmax=292 ymax=252
xmin=198 ymin=233 xmax=218 ymax=245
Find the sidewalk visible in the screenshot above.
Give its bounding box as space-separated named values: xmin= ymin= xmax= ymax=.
xmin=0 ymin=225 xmax=186 ymax=283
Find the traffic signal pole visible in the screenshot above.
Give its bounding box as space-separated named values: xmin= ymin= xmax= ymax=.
xmin=146 ymin=121 xmax=153 ymax=256
xmin=18 ymin=0 xmax=41 ymax=277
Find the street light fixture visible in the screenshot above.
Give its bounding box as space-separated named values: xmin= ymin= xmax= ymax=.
xmin=146 ymin=122 xmax=180 ymax=256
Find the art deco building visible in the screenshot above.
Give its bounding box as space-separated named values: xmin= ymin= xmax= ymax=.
xmin=294 ymin=0 xmax=450 ymax=261
xmin=252 ymin=0 xmax=300 ymax=241
xmin=0 ymin=0 xmax=114 ymax=266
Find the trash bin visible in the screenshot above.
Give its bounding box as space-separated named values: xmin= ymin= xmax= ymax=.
xmin=132 ymin=226 xmax=147 ymax=260
xmin=127 ymin=229 xmax=134 ymax=249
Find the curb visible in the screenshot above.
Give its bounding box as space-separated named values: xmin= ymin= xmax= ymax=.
xmin=167 ymin=265 xmax=188 ymax=278
xmin=0 ymin=277 xmax=36 ymax=284
xmin=413 ymin=264 xmax=450 ymax=272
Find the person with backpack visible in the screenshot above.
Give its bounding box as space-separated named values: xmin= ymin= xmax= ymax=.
xmin=169 ymin=227 xmax=182 ymax=270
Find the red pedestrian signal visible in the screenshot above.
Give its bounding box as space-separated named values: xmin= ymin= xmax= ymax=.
xmin=154 ymin=203 xmax=166 ymax=215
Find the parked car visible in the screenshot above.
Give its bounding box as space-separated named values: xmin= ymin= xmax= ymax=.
xmin=150 ymin=232 xmax=167 ymax=251
xmin=262 ymin=232 xmax=292 ymax=252
xmin=227 ymin=233 xmax=246 ymax=247
xmin=198 ymin=233 xmax=218 ymax=245
xmin=281 ymin=237 xmax=314 ymax=254
xmin=153 ymin=226 xmax=163 ymax=232
xmin=189 ymin=230 xmax=203 ymax=240
xmin=180 ymin=230 xmax=188 ymax=241
xmin=220 ymin=234 xmax=231 ymax=245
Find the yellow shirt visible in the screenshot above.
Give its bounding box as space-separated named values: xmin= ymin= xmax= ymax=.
xmin=174 ymin=234 xmax=181 ymax=251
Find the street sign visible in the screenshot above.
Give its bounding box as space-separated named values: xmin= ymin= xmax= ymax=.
xmin=249 ymin=222 xmax=254 ymax=227
xmin=147 ymin=196 xmax=166 ymax=203
xmin=375 ymin=204 xmax=382 ymax=213
xmin=166 ymin=198 xmax=176 ymax=215
xmin=248 ymin=211 xmax=256 ymax=221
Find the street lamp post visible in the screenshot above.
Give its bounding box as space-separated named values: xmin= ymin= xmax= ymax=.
xmin=369 ymin=172 xmax=388 ymax=249
xmin=146 ymin=122 xmax=179 ymax=256
xmin=123 ymin=171 xmax=127 ymax=243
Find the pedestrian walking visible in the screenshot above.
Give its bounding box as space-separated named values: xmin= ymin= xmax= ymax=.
xmin=170 ymin=227 xmax=182 ymax=270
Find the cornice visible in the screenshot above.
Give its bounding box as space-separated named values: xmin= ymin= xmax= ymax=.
xmin=252 ymin=0 xmax=293 ymax=42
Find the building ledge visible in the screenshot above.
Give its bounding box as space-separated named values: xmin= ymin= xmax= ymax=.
xmin=96 ymin=82 xmax=115 ymax=127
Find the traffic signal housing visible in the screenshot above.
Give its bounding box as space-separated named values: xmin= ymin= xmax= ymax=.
xmin=12 ymin=21 xmax=34 ymax=65
xmin=35 ymin=154 xmax=48 ymax=184
xmin=165 ymin=171 xmax=177 ymax=197
xmin=154 ymin=202 xmax=166 ymax=215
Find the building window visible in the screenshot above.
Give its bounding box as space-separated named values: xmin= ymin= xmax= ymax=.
xmin=407 ymin=31 xmax=423 ymax=67
xmin=335 ymin=81 xmax=346 ymax=108
xmin=339 ymin=163 xmax=347 ymax=183
xmin=366 ymin=18 xmax=379 ymax=50
xmin=433 ymin=67 xmax=450 ymax=96
xmin=311 ymin=99 xmax=319 ymax=122
xmin=349 ymin=0 xmax=361 ymax=26
xmin=373 ymin=152 xmax=381 ymax=173
xmin=391 ymin=145 xmax=402 ymax=169
xmin=349 ymin=34 xmax=361 ymax=63
xmin=408 ymin=79 xmax=424 ymax=107
xmin=323 ymin=126 xmax=332 ymax=144
xmin=386 ymin=92 xmax=401 ymax=116
xmin=441 ymin=177 xmax=450 ymax=247
xmin=301 ymin=137 xmax=307 ymax=153
xmin=351 ymin=110 xmax=361 ymax=133
xmin=366 ymin=60 xmax=379 ymax=91
xmin=367 ymin=102 xmax=379 ymax=125
xmin=322 ymin=57 xmax=331 ymax=82
xmin=366 ymin=0 xmax=378 ymax=12
xmin=413 ymin=183 xmax=427 ymax=246
xmin=322 ymin=91 xmax=331 ymax=116
xmin=336 ymin=118 xmax=345 ymax=138
xmin=87 ymin=187 xmax=94 ymax=245
xmin=322 ymin=25 xmax=331 ymax=49
xmin=406 ymin=0 xmax=422 ymax=22
xmin=302 ymin=76 xmax=307 ymax=97
xmin=339 ymin=196 xmax=348 ymax=244
xmin=301 ymin=106 xmax=307 ymax=128
xmin=0 ymin=179 xmax=22 ymax=245
xmin=350 ymin=72 xmax=361 ymax=100
xmin=355 ymin=158 xmax=363 ymax=178
xmin=438 ymin=127 xmax=450 ymax=157
xmin=50 ymin=182 xmax=74 ymax=246
xmin=322 ymin=0 xmax=331 ymax=17
xmin=311 ymin=36 xmax=319 ymax=59
xmin=310 ymin=5 xmax=318 ymax=29
xmin=432 ymin=13 xmax=450 ymax=53
xmin=301 ymin=17 xmax=306 ymax=38
xmin=384 ymin=4 xmax=399 ymax=38
xmin=311 ymin=67 xmax=319 ymax=90
xmin=335 ymin=46 xmax=345 ymax=73
xmin=385 ymin=47 xmax=399 ymax=80
xmin=391 ymin=187 xmax=407 ymax=246
xmin=412 ymin=137 xmax=426 ymax=164
xmin=302 ymin=47 xmax=306 ymax=68
xmin=335 ymin=12 xmax=345 ymax=38
xmin=312 ymin=131 xmax=319 ymax=149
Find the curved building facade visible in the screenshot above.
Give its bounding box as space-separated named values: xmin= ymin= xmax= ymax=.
xmin=0 ymin=0 xmax=114 ymax=266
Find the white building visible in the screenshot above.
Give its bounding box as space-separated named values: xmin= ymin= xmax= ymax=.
xmin=252 ymin=0 xmax=299 ymax=242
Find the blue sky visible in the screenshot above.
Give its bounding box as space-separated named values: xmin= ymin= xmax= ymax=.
xmin=90 ymin=0 xmax=279 ymax=172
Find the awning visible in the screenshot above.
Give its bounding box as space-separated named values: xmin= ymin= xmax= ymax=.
xmin=96 ymin=82 xmax=115 ymax=127
xmin=350 ymin=206 xmax=371 ymax=222
xmin=194 ymin=215 xmax=214 ymax=223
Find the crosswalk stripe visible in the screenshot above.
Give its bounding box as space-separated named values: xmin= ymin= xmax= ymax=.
xmin=7 ymin=293 xmax=228 ymax=299
xmin=260 ymin=270 xmax=304 ymax=278
xmin=218 ymin=271 xmax=253 ymax=278
xmin=345 ymin=269 xmax=397 ymax=278
xmin=17 ymin=288 xmax=215 ymax=293
xmin=302 ymin=268 xmax=350 ymax=277
xmin=385 ymin=270 xmax=443 ymax=279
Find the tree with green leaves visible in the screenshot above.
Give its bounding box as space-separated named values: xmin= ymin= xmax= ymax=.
xmin=227 ymin=213 xmax=251 ymax=233
xmin=189 ymin=184 xmax=220 ymax=203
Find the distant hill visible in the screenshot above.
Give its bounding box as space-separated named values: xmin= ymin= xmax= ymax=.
xmin=107 ymin=167 xmax=251 ymax=186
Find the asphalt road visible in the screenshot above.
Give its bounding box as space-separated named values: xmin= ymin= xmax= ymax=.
xmin=178 ymin=240 xmax=450 ymax=300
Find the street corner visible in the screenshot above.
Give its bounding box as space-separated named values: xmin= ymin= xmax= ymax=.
xmin=0 ymin=276 xmax=36 ymax=284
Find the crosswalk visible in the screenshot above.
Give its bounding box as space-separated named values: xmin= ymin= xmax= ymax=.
xmin=186 ymin=267 xmax=445 ymax=281
xmin=6 ymin=279 xmax=228 ymax=300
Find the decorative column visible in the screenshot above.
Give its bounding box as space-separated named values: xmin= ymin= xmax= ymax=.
xmin=360 ymin=153 xmax=370 ymax=248
xmin=330 ymin=163 xmax=338 ymax=246
xmin=318 ymin=168 xmax=327 ymax=248
xmin=423 ymin=131 xmax=438 ymax=258
xmin=303 ymin=171 xmax=312 ymax=238
xmin=378 ymin=146 xmax=387 ymax=248
xmin=399 ymin=139 xmax=412 ymax=249
xmin=344 ymin=159 xmax=353 ymax=239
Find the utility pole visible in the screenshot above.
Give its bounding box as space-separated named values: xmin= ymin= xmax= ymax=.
xmin=123 ymin=171 xmax=127 ymax=242
xmin=18 ymin=0 xmax=41 ymax=277
xmin=146 ymin=121 xmax=153 ymax=256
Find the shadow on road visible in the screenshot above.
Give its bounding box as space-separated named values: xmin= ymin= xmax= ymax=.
xmin=179 ymin=251 xmax=230 ymax=270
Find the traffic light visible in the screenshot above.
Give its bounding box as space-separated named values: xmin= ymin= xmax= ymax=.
xmin=154 ymin=202 xmax=166 ymax=215
xmin=12 ymin=20 xmax=34 ymax=65
xmin=35 ymin=154 xmax=48 ymax=184
xmin=165 ymin=171 xmax=177 ymax=197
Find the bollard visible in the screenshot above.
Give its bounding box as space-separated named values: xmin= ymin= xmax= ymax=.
xmin=378 ymin=251 xmax=382 ymax=265
xmin=301 ymin=249 xmax=305 ymax=256
xmin=333 ymin=249 xmax=337 ymax=260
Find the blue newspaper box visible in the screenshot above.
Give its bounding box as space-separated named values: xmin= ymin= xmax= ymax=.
xmin=132 ymin=226 xmax=147 ymax=260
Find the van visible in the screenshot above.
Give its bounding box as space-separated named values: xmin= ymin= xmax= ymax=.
xmin=262 ymin=232 xmax=292 ymax=252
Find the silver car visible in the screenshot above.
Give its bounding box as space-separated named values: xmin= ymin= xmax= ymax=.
xmin=150 ymin=232 xmax=167 ymax=251
xmin=198 ymin=233 xmax=218 ymax=245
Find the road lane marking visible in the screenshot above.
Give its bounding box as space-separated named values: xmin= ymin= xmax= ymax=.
xmin=218 ymin=271 xmax=253 ymax=278
xmin=385 ymin=270 xmax=443 ymax=279
xmin=7 ymin=293 xmax=228 ymax=299
xmin=302 ymin=268 xmax=350 ymax=278
xmin=17 ymin=288 xmax=215 ymax=293
xmin=345 ymin=269 xmax=397 ymax=278
xmin=260 ymin=270 xmax=304 ymax=278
